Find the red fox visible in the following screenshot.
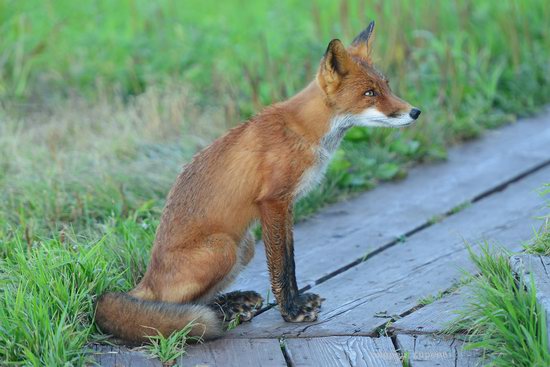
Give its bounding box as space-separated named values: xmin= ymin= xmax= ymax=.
xmin=95 ymin=21 xmax=420 ymax=344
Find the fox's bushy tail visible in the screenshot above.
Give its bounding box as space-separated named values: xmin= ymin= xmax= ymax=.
xmin=95 ymin=292 xmax=223 ymax=345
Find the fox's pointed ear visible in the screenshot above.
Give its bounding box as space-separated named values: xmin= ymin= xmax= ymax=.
xmin=349 ymin=21 xmax=375 ymax=62
xmin=318 ymin=39 xmax=353 ymax=92
xmin=352 ymin=21 xmax=375 ymax=47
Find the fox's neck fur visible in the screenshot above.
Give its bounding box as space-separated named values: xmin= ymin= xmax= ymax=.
xmin=279 ymin=81 xmax=351 ymax=198
xmin=281 ymin=81 xmax=336 ymax=145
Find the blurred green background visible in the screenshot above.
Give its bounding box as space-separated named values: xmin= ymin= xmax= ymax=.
xmin=2 ymin=0 xmax=549 ymax=114
xmin=0 ymin=1 xmax=549 ymax=365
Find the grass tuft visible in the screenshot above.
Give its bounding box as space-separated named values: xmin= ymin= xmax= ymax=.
xmin=524 ymin=184 xmax=550 ymax=255
xmin=524 ymin=219 xmax=550 ymax=256
xmin=417 ymin=291 xmax=444 ymax=306
xmin=449 ymin=201 xmax=472 ymax=215
xmin=143 ymin=323 xmax=201 ymax=367
xmin=449 ymin=244 xmax=550 ymax=366
xmin=0 ymin=215 xmax=154 ymax=365
xmin=225 ymin=314 xmax=241 ymax=332
xmin=401 ymin=351 xmax=411 ymax=367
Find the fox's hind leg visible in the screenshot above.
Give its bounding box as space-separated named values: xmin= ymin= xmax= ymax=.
xmin=208 ymin=230 xmax=263 ymax=322
xmin=132 ymin=233 xmax=239 ymax=304
xmin=209 ymin=290 xmax=264 ymax=322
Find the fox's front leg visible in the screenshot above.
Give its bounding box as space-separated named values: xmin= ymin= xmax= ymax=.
xmin=259 ymin=199 xmax=323 ymax=322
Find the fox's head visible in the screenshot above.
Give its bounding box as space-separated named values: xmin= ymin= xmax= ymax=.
xmin=317 ymin=21 xmax=420 ymax=127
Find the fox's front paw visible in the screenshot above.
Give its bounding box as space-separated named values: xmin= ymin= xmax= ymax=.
xmin=282 ymin=293 xmax=323 ymax=322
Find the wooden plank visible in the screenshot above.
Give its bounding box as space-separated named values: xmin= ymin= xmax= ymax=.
xmin=285 ymin=336 xmax=402 ymax=367
xmin=180 ymin=338 xmax=287 ymax=367
xmin=230 ymin=112 xmax=550 ymax=298
xmin=510 ymin=254 xmax=550 ymax=352
xmin=228 ymin=166 xmax=550 ymax=338
xmin=390 ymin=288 xmax=470 ymax=335
xmin=90 ymin=344 xmax=162 ymax=367
xmin=395 ymin=335 xmax=483 ymax=367
xmin=92 ymin=339 xmax=287 ymax=367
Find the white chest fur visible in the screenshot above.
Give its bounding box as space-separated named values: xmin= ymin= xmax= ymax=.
xmin=294 ymin=115 xmax=354 ymax=199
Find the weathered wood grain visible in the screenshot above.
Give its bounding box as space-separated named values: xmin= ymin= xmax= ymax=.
xmin=230 ymin=112 xmax=550 ymax=298
xmin=390 ymin=288 xmax=470 ymax=335
xmin=228 ymin=166 xmax=550 ymax=338
xmin=395 ymin=335 xmax=483 ymax=367
xmin=285 ymin=336 xmax=402 ymax=367
xmin=92 ymin=339 xmax=287 ymax=367
xmin=90 ymin=344 xmax=162 ymax=367
xmin=180 ymin=338 xmax=287 ymax=367
xmin=510 ymin=254 xmax=550 ymax=353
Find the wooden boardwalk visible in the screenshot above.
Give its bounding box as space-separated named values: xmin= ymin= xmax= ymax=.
xmin=92 ymin=110 xmax=550 ymax=366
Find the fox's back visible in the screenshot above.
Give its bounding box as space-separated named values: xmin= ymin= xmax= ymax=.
xmin=155 ymin=109 xmax=311 ymax=246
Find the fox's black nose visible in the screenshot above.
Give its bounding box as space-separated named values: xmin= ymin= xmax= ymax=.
xmin=409 ymin=108 xmax=421 ymax=120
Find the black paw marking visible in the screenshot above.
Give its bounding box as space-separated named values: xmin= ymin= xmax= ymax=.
xmin=210 ymin=290 xmax=264 ymax=323
xmin=282 ymin=292 xmax=323 ymax=323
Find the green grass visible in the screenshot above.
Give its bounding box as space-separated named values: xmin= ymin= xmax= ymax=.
xmin=402 ymin=351 xmax=411 ymax=367
xmin=524 ymin=220 xmax=550 ymax=256
xmin=428 ymin=201 xmax=473 ymax=225
xmin=427 ymin=214 xmax=445 ymax=225
xmin=1 ymin=0 xmax=550 ymax=365
xmin=225 ymin=314 xmax=241 ymax=332
xmin=143 ymin=323 xmax=200 ymax=367
xmin=449 ymin=201 xmax=473 ymax=215
xmin=0 ymin=214 xmax=154 ymax=365
xmin=416 ymin=277 xmax=466 ymax=309
xmin=437 ymin=186 xmax=550 ymax=365
xmin=449 ymin=245 xmax=550 ymax=366
xmin=524 ymin=184 xmax=550 ymax=255
xmin=417 ymin=283 xmax=460 ymax=306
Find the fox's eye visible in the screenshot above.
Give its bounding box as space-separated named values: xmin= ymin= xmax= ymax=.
xmin=364 ymin=90 xmax=377 ymax=97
